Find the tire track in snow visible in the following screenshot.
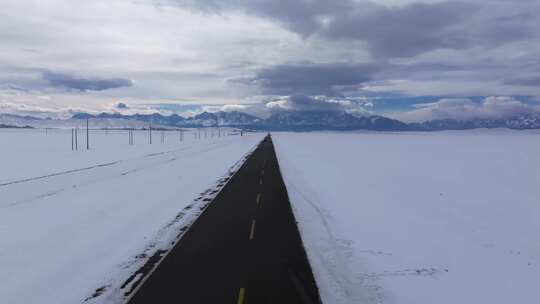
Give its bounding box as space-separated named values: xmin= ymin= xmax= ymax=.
xmin=7 ymin=188 xmax=67 ymax=207
xmin=0 ymin=144 xmax=207 ymax=188
xmin=0 ymin=161 xmax=121 ymax=188
xmin=3 ymin=141 xmax=233 ymax=208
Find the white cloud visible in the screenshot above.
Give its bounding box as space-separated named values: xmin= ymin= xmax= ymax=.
xmin=390 ymin=96 xmax=540 ymax=122
xmin=0 ymin=0 xmax=302 ymax=107
xmin=263 ymin=95 xmax=374 ymax=116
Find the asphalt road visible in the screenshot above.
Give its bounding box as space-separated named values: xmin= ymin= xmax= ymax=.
xmin=127 ymin=135 xmax=322 ymax=304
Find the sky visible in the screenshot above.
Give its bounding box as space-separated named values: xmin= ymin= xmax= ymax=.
xmin=1 ymin=0 xmax=540 ymax=122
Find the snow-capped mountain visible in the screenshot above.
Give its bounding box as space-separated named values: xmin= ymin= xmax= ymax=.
xmin=259 ymin=111 xmax=410 ymax=131
xmin=72 ymin=112 xmax=186 ymax=127
xmin=216 ymin=111 xmax=262 ymax=126
xmin=411 ymin=112 xmax=540 ymax=130
xmin=72 ymin=111 xmax=260 ymax=127
xmin=0 ymin=114 xmax=43 ymax=128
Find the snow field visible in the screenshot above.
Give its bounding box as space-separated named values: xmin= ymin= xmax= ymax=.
xmin=0 ymin=128 xmax=237 ymax=184
xmin=273 ymin=130 xmax=540 ymax=304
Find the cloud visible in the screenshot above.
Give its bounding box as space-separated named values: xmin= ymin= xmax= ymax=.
xmin=116 ymin=102 xmax=129 ymax=109
xmin=42 ymin=71 xmax=133 ymax=92
xmin=504 ymin=76 xmax=540 ymax=86
xmin=2 ymin=0 xmax=540 ymax=116
xmin=319 ymin=1 xmax=474 ymax=58
xmin=180 ymin=0 xmax=540 ymax=58
xmin=391 ymin=96 xmax=540 ymax=122
xmin=266 ymin=95 xmax=341 ymax=112
xmin=234 ymin=62 xmax=380 ymax=96
xmin=214 ymin=104 xmax=249 ymax=112
xmin=264 ymin=94 xmax=373 ymax=116
xmin=0 ymin=84 xmax=28 ymax=92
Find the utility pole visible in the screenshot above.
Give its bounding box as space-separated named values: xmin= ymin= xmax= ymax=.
xmin=86 ymin=118 xmax=90 ymax=150
xmin=149 ymin=121 xmax=152 ymax=144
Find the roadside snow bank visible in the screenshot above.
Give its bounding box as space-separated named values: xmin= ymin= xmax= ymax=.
xmin=273 ymin=131 xmax=540 ymax=304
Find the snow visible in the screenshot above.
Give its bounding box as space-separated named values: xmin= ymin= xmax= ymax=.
xmin=272 ymin=130 xmax=540 ymax=304
xmin=0 ymin=128 xmax=263 ymax=304
xmin=1 ymin=128 xmax=232 ymax=184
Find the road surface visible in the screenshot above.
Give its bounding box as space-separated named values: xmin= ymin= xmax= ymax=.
xmin=127 ymin=135 xmax=321 ymax=303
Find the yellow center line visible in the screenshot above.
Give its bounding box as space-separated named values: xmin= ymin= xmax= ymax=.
xmin=256 ymin=193 xmax=261 ymax=206
xmin=237 ymin=288 xmax=246 ymax=304
xmin=249 ymin=220 xmax=256 ymax=240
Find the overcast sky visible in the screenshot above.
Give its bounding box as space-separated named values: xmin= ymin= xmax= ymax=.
xmin=1 ymin=0 xmax=540 ymax=121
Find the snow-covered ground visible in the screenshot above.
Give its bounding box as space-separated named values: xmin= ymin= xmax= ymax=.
xmin=0 ymin=128 xmax=263 ymax=304
xmin=1 ymin=128 xmax=238 ymax=184
xmin=273 ymin=130 xmax=540 ymax=304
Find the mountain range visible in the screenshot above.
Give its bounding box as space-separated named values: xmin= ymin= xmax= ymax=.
xmin=72 ymin=111 xmax=409 ymax=131
xmin=2 ymin=111 xmax=540 ymax=131
xmin=409 ymin=112 xmax=540 ymax=130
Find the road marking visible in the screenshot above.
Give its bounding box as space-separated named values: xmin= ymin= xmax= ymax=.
xmin=259 ymin=178 xmax=263 ymax=185
xmin=249 ymin=220 xmax=256 ymax=240
xmin=237 ymin=288 xmax=246 ymax=304
xmin=256 ymin=193 xmax=260 ymax=206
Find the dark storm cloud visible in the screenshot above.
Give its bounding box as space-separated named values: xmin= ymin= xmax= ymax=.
xmin=175 ymin=0 xmax=342 ymax=36
xmin=116 ymin=102 xmax=129 ymax=109
xmin=504 ymin=76 xmax=540 ymax=87
xmin=178 ymin=0 xmax=540 ymax=58
xmin=42 ymin=71 xmax=133 ymax=92
xmin=233 ymin=62 xmax=381 ymax=96
xmin=319 ymin=2 xmax=473 ymax=58
xmin=1 ymin=84 xmax=29 ymax=92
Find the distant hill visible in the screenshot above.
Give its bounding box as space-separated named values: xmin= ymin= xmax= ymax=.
xmin=0 ymin=123 xmax=33 ymax=129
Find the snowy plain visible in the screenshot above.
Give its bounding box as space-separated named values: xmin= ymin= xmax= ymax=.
xmin=0 ymin=128 xmax=263 ymax=304
xmin=273 ymin=130 xmax=540 ymax=304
